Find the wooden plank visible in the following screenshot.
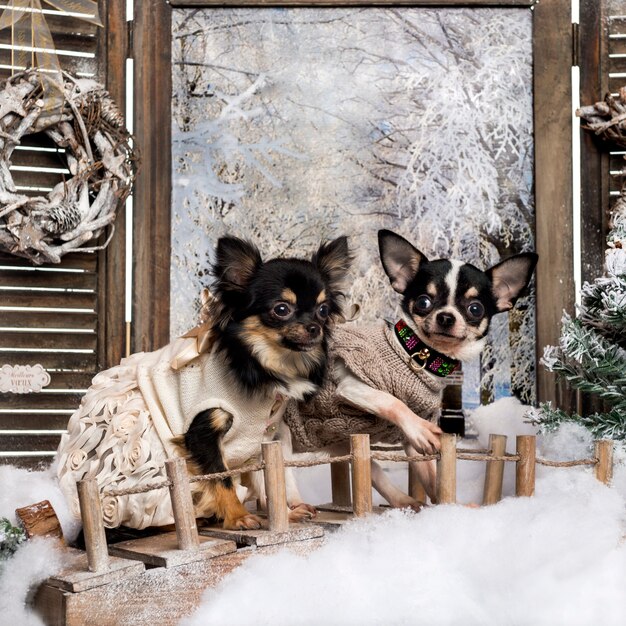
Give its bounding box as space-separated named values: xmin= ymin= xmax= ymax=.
xmin=533 ymin=0 xmax=576 ymax=409
xmin=11 ymin=149 xmax=70 ymax=169
xmin=0 ymin=454 xmax=54 ymax=468
xmin=0 ymin=412 xmax=74 ymax=430
xmin=33 ymin=538 xmax=326 ymax=626
xmin=0 ymin=290 xmax=96 ymax=310
xmin=200 ymin=522 xmax=324 ymax=547
xmin=0 ymin=52 xmax=95 ymax=77
xmin=0 ymin=310 xmax=97 ymax=330
xmin=0 ymin=350 xmax=97 ymax=370
xmin=0 ymin=251 xmax=97 ymax=270
xmin=0 ymin=5 xmax=100 ymax=37
xmin=133 ymin=0 xmax=171 ymax=352
xmin=109 ymin=533 xmax=237 ymax=568
xmin=0 ymin=391 xmax=83 ymax=409
xmin=97 ymin=0 xmax=127 ymax=368
xmin=0 ymin=270 xmax=96 ymax=289
xmin=46 ymin=547 xmax=144 ymax=593
xmin=0 ymin=331 xmax=97 ymax=350
xmin=0 ymin=30 xmax=96 ymax=52
xmin=579 ymin=0 xmax=611 ymax=417
xmin=0 ymin=433 xmax=62 ymax=451
xmin=170 ymin=0 xmax=535 ymax=5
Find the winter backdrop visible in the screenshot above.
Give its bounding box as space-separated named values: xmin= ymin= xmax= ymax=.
xmin=170 ymin=7 xmax=536 ymax=405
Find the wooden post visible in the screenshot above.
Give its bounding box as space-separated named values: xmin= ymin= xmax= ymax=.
xmin=482 ymin=434 xmax=507 ymax=505
xmin=515 ymin=435 xmax=536 ymax=497
xmin=262 ymin=441 xmax=289 ymax=532
xmin=408 ymin=462 xmax=427 ymax=504
xmin=350 ymin=434 xmax=372 ymax=516
xmin=594 ymin=440 xmax=614 ymax=485
xmin=436 ymin=433 xmax=457 ymax=504
xmin=331 ymin=461 xmax=352 ymax=507
xmin=165 ymin=458 xmax=199 ymax=551
xmin=76 ymin=479 xmax=109 ymax=573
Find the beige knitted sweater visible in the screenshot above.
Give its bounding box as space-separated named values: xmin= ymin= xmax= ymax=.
xmin=285 ymin=322 xmax=446 ymax=451
xmin=56 ymin=337 xmax=284 ymax=528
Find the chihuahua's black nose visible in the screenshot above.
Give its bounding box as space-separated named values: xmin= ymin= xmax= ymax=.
xmin=436 ymin=312 xmax=455 ymax=329
xmin=306 ymin=323 xmax=321 ymax=338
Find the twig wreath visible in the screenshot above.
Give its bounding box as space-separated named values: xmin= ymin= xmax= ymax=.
xmin=577 ymin=85 xmax=626 ymax=150
xmin=0 ymin=69 xmax=138 ymax=264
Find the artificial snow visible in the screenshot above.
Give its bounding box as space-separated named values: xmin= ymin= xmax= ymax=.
xmin=1 ymin=398 xmax=626 ymax=625
xmin=183 ymin=398 xmax=626 ymax=626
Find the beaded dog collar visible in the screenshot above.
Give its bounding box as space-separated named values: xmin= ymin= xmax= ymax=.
xmin=394 ymin=319 xmax=460 ymax=378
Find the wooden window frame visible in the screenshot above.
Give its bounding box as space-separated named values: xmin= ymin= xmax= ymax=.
xmin=133 ymin=0 xmax=575 ymax=407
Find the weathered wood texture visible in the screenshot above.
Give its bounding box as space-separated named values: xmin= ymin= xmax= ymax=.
xmin=262 ymin=441 xmax=290 ymax=532
xmin=0 ymin=1 xmax=128 ymax=467
xmin=436 ymin=433 xmax=456 ymax=504
xmin=132 ymin=0 xmax=172 ymax=353
xmin=15 ymin=500 xmax=64 ymax=540
xmin=330 ymin=460 xmax=352 ymax=507
xmin=165 ymin=457 xmax=200 ymax=551
xmin=77 ymin=479 xmax=109 ymax=573
xmin=350 ymin=434 xmax=372 ymax=516
xmin=533 ymin=0 xmax=576 ymax=409
xmin=482 ymin=434 xmax=507 ymax=505
xmin=594 ymin=439 xmax=613 ymax=485
xmin=34 ymin=538 xmax=325 ymax=626
xmin=515 ymin=435 xmax=536 ymax=497
xmin=171 ymin=0 xmax=535 ymax=6
xmin=578 ymin=0 xmax=611 ymax=417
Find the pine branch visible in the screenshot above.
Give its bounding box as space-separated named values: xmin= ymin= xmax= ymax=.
xmin=529 ymin=403 xmax=626 ymax=441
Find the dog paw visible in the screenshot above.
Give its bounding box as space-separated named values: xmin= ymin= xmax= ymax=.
xmin=224 ymin=513 xmax=263 ymax=530
xmin=288 ymin=503 xmax=317 ymax=522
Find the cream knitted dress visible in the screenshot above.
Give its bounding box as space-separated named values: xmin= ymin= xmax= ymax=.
xmin=56 ymin=337 xmax=283 ymax=529
xmin=285 ymin=321 xmax=446 ymax=451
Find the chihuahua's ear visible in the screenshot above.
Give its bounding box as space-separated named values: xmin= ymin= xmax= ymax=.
xmin=312 ymin=236 xmax=352 ymax=292
xmin=378 ymin=229 xmax=427 ymax=294
xmin=487 ymin=252 xmax=538 ymax=312
xmin=213 ymin=236 xmax=263 ymax=291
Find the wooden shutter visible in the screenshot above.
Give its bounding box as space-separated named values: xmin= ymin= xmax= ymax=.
xmin=0 ymin=1 xmax=127 ymax=468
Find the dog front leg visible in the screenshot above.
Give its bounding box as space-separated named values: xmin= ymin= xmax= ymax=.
xmin=405 ymin=443 xmax=438 ymax=503
xmin=183 ymin=408 xmax=262 ymax=530
xmin=277 ymin=422 xmax=316 ymax=522
xmin=335 ymin=368 xmax=442 ymax=454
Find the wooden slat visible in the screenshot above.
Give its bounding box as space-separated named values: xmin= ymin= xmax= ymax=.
xmin=170 ymin=0 xmax=535 ymax=5
xmin=0 ymin=270 xmax=96 ymax=290
xmin=0 ymin=392 xmax=83 ymax=410
xmin=578 ymin=0 xmax=611 ymax=417
xmin=533 ymin=0 xmax=576 ymax=409
xmin=0 ymin=433 xmax=62 ymax=451
xmin=0 ymin=310 xmax=96 ymax=330
xmin=0 ymin=251 xmax=97 ymax=270
xmin=0 ymin=331 xmax=97 ymax=350
xmin=0 ymin=30 xmax=95 ymax=52
xmin=0 ymin=5 xmax=100 ymax=37
xmin=48 ymin=371 xmax=95 ymax=388
xmin=0 ymin=413 xmax=71 ymax=430
xmin=0 ymin=455 xmax=54 ymax=468
xmin=98 ymin=0 xmax=128 ymax=368
xmin=133 ymin=0 xmax=171 ymax=353
xmin=1 ymin=350 xmax=97 ymax=370
xmin=11 ymin=149 xmax=69 ymax=170
xmin=0 ymin=52 xmax=95 ymax=77
xmin=1 ymin=290 xmax=96 ymax=310
xmin=9 ymin=168 xmax=65 ymax=189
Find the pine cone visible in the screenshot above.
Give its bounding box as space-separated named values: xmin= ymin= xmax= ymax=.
xmin=39 ymin=201 xmax=82 ymax=235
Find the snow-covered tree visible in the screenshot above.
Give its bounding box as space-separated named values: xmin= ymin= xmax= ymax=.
xmin=170 ymin=7 xmax=535 ymax=403
xmin=530 ymin=181 xmax=626 ymax=439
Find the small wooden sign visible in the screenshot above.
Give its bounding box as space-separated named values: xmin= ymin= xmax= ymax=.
xmin=0 ymin=364 xmax=51 ymax=393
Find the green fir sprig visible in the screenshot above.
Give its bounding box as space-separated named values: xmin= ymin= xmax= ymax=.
xmin=0 ymin=517 xmax=26 ymax=561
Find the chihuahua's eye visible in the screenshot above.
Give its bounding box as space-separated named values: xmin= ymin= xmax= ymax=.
xmin=467 ymin=301 xmax=485 ymax=320
xmin=272 ymin=302 xmax=293 ymax=319
xmin=414 ymin=295 xmax=433 ymax=314
xmin=317 ymin=303 xmax=330 ymax=319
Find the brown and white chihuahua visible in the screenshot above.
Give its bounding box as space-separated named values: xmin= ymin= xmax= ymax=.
xmin=284 ymin=229 xmax=538 ymax=510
